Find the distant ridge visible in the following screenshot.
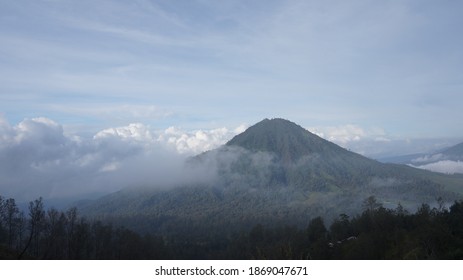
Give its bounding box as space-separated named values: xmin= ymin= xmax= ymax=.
xmin=442 ymin=142 xmax=463 ymax=158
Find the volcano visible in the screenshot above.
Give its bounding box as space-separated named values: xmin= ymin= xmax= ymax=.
xmin=79 ymin=118 xmax=462 ymax=234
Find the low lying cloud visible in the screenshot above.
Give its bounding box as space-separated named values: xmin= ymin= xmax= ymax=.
xmin=412 ymin=160 xmax=463 ymax=174
xmin=3 ymin=115 xmax=460 ymax=202
xmin=188 ymin=145 xmax=279 ymax=189
xmin=411 ymin=153 xmax=445 ymax=164
xmin=0 ymin=116 xmax=246 ymax=201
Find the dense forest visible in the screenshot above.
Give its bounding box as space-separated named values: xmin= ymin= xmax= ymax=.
xmin=1 ymin=194 xmax=463 ymax=259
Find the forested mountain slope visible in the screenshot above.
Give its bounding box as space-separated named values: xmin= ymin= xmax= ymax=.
xmin=79 ymin=118 xmax=463 ymax=234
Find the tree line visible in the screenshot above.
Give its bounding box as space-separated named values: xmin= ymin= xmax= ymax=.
xmin=0 ymin=195 xmax=169 ymax=259
xmin=1 ymin=194 xmax=463 ymax=259
xmin=225 ymin=197 xmax=463 ymax=259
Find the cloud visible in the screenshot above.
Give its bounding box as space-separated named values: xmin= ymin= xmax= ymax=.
xmin=0 ymin=116 xmax=245 ymax=201
xmin=412 ymin=160 xmax=463 ymax=175
xmin=309 ymin=124 xmax=388 ymax=145
xmin=157 ymin=124 xmax=247 ymax=154
xmin=306 ymin=124 xmax=461 ymax=160
xmin=411 ymin=153 xmax=445 ymax=164
xmin=94 ymin=123 xmax=153 ymax=142
xmin=188 ymin=145 xmax=278 ymax=189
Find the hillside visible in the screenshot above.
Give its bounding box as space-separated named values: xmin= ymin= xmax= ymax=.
xmin=442 ymin=142 xmax=463 ymax=158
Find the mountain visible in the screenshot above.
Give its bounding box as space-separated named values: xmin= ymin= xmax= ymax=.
xmin=403 ymin=141 xmax=463 ymax=174
xmin=379 ymin=153 xmax=428 ymax=164
xmin=224 ymin=118 xmax=389 ymax=179
xmin=79 ymin=118 xmax=463 ymax=235
xmin=221 ymin=118 xmax=456 ymax=195
xmin=226 ymin=118 xmax=351 ymax=164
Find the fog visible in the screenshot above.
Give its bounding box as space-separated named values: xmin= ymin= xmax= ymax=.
xmin=191 ymin=145 xmax=279 ymax=189
xmin=413 ymin=160 xmax=463 ymax=175
xmin=1 ymin=115 xmax=460 ymax=206
xmin=0 ymin=117 xmax=233 ymax=202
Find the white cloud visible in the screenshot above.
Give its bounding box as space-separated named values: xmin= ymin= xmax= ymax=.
xmin=309 ymin=124 xmax=387 ymax=145
xmin=157 ymin=124 xmax=247 ymax=154
xmin=233 ymin=124 xmax=247 ymax=134
xmin=94 ymin=123 xmax=153 ymax=142
xmin=411 ymin=153 xmax=445 ymax=164
xmin=413 ymin=160 xmax=463 ymax=175
xmin=13 ymin=117 xmax=65 ymax=144
xmin=0 ymin=117 xmax=246 ymax=201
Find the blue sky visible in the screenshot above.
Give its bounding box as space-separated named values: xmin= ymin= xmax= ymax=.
xmin=1 ymin=0 xmax=462 ymax=137
xmin=1 ymin=1 xmax=463 ymax=200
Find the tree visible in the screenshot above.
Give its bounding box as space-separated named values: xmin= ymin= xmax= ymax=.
xmin=15 ymin=211 xmax=26 ymax=252
xmin=66 ymin=207 xmax=78 ymax=258
xmin=395 ymin=203 xmax=408 ymax=216
xmin=306 ymin=217 xmax=330 ymax=259
xmin=0 ymin=195 xmax=5 ymax=244
xmin=3 ymin=198 xmax=19 ymax=248
xmin=329 ymin=214 xmax=352 ymax=241
xmin=19 ymin=197 xmax=45 ymax=259
xmin=362 ymin=196 xmax=382 ymax=212
xmin=43 ymin=208 xmax=67 ymax=259
xmin=92 ymin=221 xmax=114 ymax=259
xmin=307 ymin=217 xmax=327 ymax=243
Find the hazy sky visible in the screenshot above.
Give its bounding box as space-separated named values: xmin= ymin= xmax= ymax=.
xmin=2 ymin=0 xmax=462 ymax=135
xmin=1 ymin=0 xmax=463 ymax=200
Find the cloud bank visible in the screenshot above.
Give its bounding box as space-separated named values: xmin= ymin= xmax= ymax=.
xmin=0 ymin=116 xmax=245 ymax=201
xmin=412 ymin=160 xmax=463 ymax=175
xmin=2 ymin=114 xmax=461 ymax=202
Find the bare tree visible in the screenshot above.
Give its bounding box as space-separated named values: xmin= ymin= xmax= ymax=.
xmin=43 ymin=208 xmax=67 ymax=259
xmin=0 ymin=195 xmax=5 ymax=245
xmin=19 ymin=197 xmax=45 ymax=259
xmin=4 ymin=198 xmax=19 ymax=248
xmin=0 ymin=195 xmax=4 ymax=240
xmin=16 ymin=211 xmax=26 ymax=252
xmin=66 ymin=207 xmax=77 ymax=259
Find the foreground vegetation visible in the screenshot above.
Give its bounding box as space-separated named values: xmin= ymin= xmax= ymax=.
xmin=1 ymin=194 xmax=463 ymax=259
xmin=0 ymin=196 xmax=168 ymax=259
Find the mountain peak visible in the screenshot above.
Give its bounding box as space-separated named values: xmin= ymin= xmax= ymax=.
xmin=226 ymin=118 xmax=345 ymax=163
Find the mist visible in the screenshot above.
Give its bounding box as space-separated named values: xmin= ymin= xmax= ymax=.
xmin=0 ymin=117 xmax=229 ymax=202
xmin=1 ymin=115 xmax=460 ymax=210
xmin=190 ymin=145 xmax=279 ymax=189
xmin=412 ymin=160 xmax=463 ymax=175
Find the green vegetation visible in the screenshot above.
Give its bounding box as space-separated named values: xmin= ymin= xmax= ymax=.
xmin=229 ymin=197 xmax=463 ymax=259
xmin=2 ymin=194 xmax=463 ymax=259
